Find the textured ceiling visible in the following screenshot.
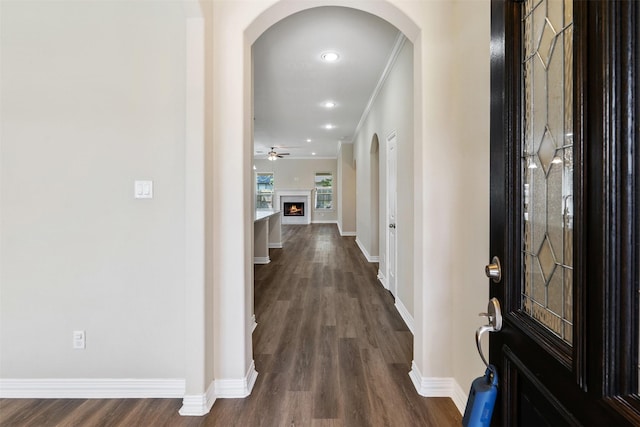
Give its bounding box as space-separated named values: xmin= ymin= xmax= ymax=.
xmin=253 ymin=6 xmax=400 ymax=160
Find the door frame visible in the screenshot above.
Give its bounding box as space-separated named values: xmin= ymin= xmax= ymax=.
xmin=386 ymin=130 xmax=398 ymax=298
xmin=489 ymin=0 xmax=640 ymax=424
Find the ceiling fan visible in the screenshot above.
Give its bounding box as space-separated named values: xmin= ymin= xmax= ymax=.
xmin=267 ymin=147 xmax=290 ymax=161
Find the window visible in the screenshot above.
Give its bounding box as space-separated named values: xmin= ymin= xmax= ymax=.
xmin=314 ymin=172 xmax=333 ymax=210
xmin=256 ymin=172 xmax=274 ymax=209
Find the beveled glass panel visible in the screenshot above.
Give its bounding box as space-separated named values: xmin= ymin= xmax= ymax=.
xmin=531 ymin=156 xmax=546 ymax=253
xmin=532 ymin=49 xmax=547 ymax=147
xmin=522 ymin=0 xmax=573 ymax=345
xmin=547 ymin=160 xmax=564 ymax=264
xmin=547 ymin=265 xmax=563 ymax=315
xmin=547 ymin=0 xmax=565 ymax=32
xmin=537 ymin=129 xmax=556 ymax=174
xmin=537 ymin=236 xmax=556 ymax=284
xmin=547 ymin=28 xmax=565 ymax=149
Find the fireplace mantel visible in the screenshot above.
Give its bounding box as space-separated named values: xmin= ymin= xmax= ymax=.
xmin=275 ymin=190 xmax=312 ymax=225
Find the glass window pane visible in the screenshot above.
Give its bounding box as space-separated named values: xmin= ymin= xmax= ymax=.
xmin=315 ymin=172 xmax=333 ymax=209
xmin=256 ymin=172 xmax=274 ymax=209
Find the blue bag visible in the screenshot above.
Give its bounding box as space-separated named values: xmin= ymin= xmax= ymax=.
xmin=462 ymin=364 xmax=498 ymax=427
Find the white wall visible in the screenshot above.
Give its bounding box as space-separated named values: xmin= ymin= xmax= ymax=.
xmin=337 ymin=143 xmax=356 ymax=235
xmin=0 ymin=0 xmax=492 ymax=416
xmin=449 ymin=0 xmax=492 ymax=404
xmin=254 ymin=158 xmax=338 ymax=223
xmin=352 ymin=40 xmax=414 ymax=316
xmin=0 ymin=1 xmax=186 ymax=380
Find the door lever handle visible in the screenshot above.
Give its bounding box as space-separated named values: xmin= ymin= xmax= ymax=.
xmin=476 ymin=298 xmax=502 ymax=367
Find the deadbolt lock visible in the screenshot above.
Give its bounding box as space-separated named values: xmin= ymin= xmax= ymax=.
xmin=485 ymin=256 xmax=502 ymax=283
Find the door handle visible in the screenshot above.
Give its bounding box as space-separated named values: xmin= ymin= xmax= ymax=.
xmin=389 ymin=223 xmax=396 ymax=229
xmin=476 ymin=298 xmax=502 ymax=367
xmin=485 ymin=256 xmax=502 ymax=283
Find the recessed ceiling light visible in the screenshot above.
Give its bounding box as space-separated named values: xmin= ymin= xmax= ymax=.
xmin=324 ymin=124 xmax=334 ymax=130
xmin=312 ymin=152 xmax=316 ymax=156
xmin=306 ymin=139 xmax=311 ymax=142
xmin=324 ymin=101 xmax=336 ymax=108
xmin=321 ymin=52 xmax=339 ymax=62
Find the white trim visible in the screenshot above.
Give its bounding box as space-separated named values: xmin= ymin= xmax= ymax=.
xmin=452 ymin=379 xmax=469 ymax=416
xmin=377 ymin=269 xmax=388 ymax=289
xmin=394 ymin=298 xmax=414 ymax=334
xmin=276 ymin=190 xmax=312 ymax=225
xmin=0 ymin=378 xmax=185 ymax=399
xmin=311 ymin=220 xmax=337 ymax=224
xmin=268 ymin=243 xmax=283 ymax=249
xmin=254 ymin=256 xmax=270 ymax=265
xmin=179 ymin=381 xmax=216 ymax=416
xmin=251 ymin=314 xmax=258 ymax=333
xmin=355 ymin=237 xmax=380 ymax=263
xmin=215 ymin=360 xmax=258 ymax=398
xmin=337 ymin=222 xmax=356 ymax=236
xmin=409 ymin=362 xmax=465 ymax=416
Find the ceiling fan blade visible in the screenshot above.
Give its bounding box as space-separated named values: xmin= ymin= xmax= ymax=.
xmin=277 ymin=154 xmax=284 ymax=158
xmin=280 ymin=153 xmax=290 ymax=156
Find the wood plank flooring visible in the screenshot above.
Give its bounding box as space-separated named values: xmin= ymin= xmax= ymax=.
xmin=0 ymin=224 xmax=461 ymax=426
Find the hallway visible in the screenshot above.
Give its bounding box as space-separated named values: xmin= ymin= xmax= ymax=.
xmin=210 ymin=224 xmax=461 ymax=425
xmin=0 ymin=224 xmax=461 ymax=426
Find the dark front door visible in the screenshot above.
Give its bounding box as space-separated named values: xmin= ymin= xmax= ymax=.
xmin=489 ymin=0 xmax=639 ymax=425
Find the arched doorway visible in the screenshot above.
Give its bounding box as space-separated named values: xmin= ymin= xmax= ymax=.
xmin=184 ymin=0 xmax=452 ymax=417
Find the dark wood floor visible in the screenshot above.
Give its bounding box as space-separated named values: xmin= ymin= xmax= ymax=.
xmin=0 ymin=224 xmax=461 ymax=426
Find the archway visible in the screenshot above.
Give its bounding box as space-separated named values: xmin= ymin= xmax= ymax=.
xmin=185 ymin=0 xmax=441 ymax=417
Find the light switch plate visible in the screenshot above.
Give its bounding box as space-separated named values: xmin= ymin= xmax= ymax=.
xmin=134 ymin=180 xmax=153 ymax=199
xmin=73 ymin=330 xmax=86 ymax=349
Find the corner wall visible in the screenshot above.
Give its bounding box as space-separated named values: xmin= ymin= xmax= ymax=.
xmin=352 ymin=39 xmax=414 ymax=319
xmin=337 ymin=144 xmax=356 ymax=235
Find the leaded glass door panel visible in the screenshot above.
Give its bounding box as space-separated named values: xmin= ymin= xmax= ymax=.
xmin=489 ymin=0 xmax=639 ymax=425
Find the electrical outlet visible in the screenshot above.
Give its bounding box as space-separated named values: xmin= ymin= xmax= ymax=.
xmin=73 ymin=330 xmax=86 ymax=349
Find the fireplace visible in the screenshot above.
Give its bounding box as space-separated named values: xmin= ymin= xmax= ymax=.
xmin=284 ymin=202 xmax=304 ymax=216
xmin=276 ymin=190 xmax=312 ymax=225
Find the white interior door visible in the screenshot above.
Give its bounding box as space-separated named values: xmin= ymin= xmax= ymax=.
xmin=387 ymin=131 xmax=397 ymax=297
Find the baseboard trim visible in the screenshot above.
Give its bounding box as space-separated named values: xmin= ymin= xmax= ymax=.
xmin=179 ymin=381 xmax=216 ymax=416
xmin=215 ymin=360 xmax=258 ymax=398
xmin=355 ymin=238 xmax=379 ymax=263
xmin=377 ymin=269 xmax=388 ymax=289
xmin=409 ymin=362 xmax=465 ymax=416
xmin=179 ymin=360 xmax=258 ymax=416
xmin=268 ymin=243 xmax=283 ymax=249
xmin=395 ymin=298 xmax=414 ymax=334
xmin=311 ymin=220 xmax=337 ymax=224
xmin=253 ymin=256 xmax=270 ymax=264
xmin=452 ymin=379 xmax=468 ymax=415
xmin=0 ymin=378 xmax=185 ymax=399
xmin=337 ymin=222 xmax=356 ymax=236
xmin=251 ymin=314 xmax=258 ymax=333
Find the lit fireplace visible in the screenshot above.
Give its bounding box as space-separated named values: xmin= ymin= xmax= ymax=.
xmin=284 ymin=202 xmax=304 ymax=216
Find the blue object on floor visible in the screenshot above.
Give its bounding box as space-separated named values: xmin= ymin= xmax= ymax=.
xmin=462 ymin=364 xmax=498 ymax=427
